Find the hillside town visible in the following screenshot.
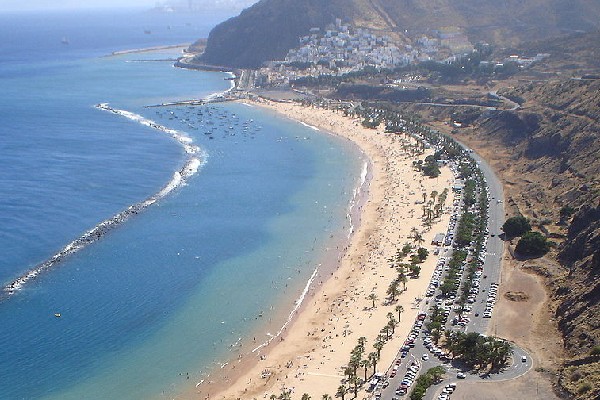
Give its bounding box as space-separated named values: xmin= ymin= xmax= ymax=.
xmin=246 ymin=19 xmax=552 ymax=90
xmin=254 ymin=19 xmax=477 ymax=87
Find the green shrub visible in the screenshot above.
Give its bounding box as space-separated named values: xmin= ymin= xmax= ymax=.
xmin=516 ymin=231 xmax=550 ymax=257
xmin=502 ymin=215 xmax=531 ymax=237
xmin=417 ymin=247 xmax=429 ymax=261
xmin=577 ymin=382 xmax=592 ymax=394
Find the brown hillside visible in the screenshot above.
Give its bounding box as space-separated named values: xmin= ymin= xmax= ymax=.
xmin=198 ymin=0 xmax=600 ymax=67
xmin=449 ymin=78 xmax=600 ymax=399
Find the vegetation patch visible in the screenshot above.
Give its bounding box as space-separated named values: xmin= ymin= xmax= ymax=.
xmin=443 ymin=331 xmax=513 ymax=371
xmin=409 ymin=366 xmax=446 ymax=400
xmin=515 ymin=231 xmax=551 ymax=257
xmin=502 ymin=215 xmax=531 ymax=238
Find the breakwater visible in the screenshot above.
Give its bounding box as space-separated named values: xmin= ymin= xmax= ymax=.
xmin=1 ymin=104 xmax=206 ymax=300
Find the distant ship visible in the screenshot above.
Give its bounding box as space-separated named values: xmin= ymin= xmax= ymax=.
xmin=144 ymin=30 xmax=152 ymax=35
xmin=61 ymin=37 xmax=69 ymax=45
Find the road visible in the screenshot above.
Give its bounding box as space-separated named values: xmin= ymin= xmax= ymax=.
xmin=464 ymin=147 xmax=506 ymax=335
xmin=373 ymin=141 xmax=531 ymax=400
xmin=488 ymin=91 xmax=520 ymax=111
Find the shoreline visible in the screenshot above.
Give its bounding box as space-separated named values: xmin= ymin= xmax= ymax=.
xmin=174 ymin=102 xmax=374 ymax=399
xmin=189 ymin=100 xmax=455 ymax=399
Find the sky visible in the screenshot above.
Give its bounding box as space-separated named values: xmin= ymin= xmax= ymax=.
xmin=1 ymin=0 xmax=153 ymax=12
xmin=0 ymin=0 xmax=257 ymax=12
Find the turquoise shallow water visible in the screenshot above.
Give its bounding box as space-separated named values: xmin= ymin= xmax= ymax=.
xmin=0 ymin=9 xmax=364 ymax=400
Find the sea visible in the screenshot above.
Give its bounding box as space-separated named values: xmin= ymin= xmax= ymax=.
xmin=0 ymin=8 xmax=365 ymax=400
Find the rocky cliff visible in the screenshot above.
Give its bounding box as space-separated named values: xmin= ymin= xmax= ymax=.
xmin=449 ymin=77 xmax=600 ymax=398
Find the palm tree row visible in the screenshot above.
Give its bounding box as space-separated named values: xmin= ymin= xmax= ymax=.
xmin=409 ymin=366 xmax=447 ymax=400
xmin=271 ymin=391 xmax=338 ymax=400
xmin=422 ymin=188 xmax=449 ymax=228
xmin=274 ymin=100 xmax=494 ymax=400
xmin=338 ymin=336 xmax=382 ymax=399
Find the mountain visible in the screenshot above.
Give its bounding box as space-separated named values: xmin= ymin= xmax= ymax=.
xmin=198 ymin=0 xmax=360 ymax=68
xmin=197 ymin=0 xmax=600 ymax=68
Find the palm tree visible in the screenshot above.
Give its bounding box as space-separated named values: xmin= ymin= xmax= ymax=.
xmin=429 ymin=366 xmax=446 ymax=383
xmin=431 ymin=190 xmax=438 ymax=202
xmin=279 ymin=389 xmax=292 ymax=400
xmin=410 ymin=226 xmax=420 ymax=241
xmin=357 ymin=336 xmax=367 ymax=354
xmin=431 ymin=327 xmax=442 ymax=344
xmin=336 ymin=385 xmax=347 ymax=400
xmin=396 ymin=263 xmax=407 ymax=277
xmin=367 ymin=293 xmax=378 ymax=309
xmin=409 ymin=264 xmax=421 ymax=277
xmin=386 ymin=280 xmax=400 ymax=301
xmin=388 ymin=320 xmax=397 ymax=338
xmin=395 ymin=305 xmax=404 ymax=321
xmin=401 ymin=243 xmax=412 ymax=257
xmin=348 ymin=375 xmax=359 ymax=398
xmin=373 ymin=339 xmax=385 ymax=358
xmin=434 ymin=203 xmax=443 ymax=218
xmin=368 ymin=352 xmax=379 ymax=375
xmin=344 ymin=366 xmax=354 ymax=381
xmin=349 ymin=354 xmax=360 ymax=377
xmin=387 ymin=314 xmax=398 ymax=335
xmin=301 ymin=394 xmax=311 ymax=400
xmin=322 ymin=395 xmax=332 ymax=400
xmin=398 ymin=273 xmax=408 ymax=291
xmin=414 ymin=231 xmax=425 ymax=246
xmin=387 ymin=312 xmax=394 ymax=323
xmin=360 ymin=358 xmax=371 ymax=382
xmin=488 ymin=338 xmax=512 ymax=371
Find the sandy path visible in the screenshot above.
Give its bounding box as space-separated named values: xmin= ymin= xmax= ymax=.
xmin=191 ymin=101 xmax=455 ymax=399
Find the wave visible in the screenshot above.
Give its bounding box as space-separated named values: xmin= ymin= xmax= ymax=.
xmin=346 ymin=158 xmax=370 ymax=239
xmin=251 ymin=266 xmax=320 ymax=354
xmin=203 ymin=72 xmax=236 ymax=103
xmin=249 ymin=137 xmax=371 ymax=354
xmin=1 ymin=104 xmax=207 ymax=300
xmin=300 ymin=121 xmax=320 ymax=131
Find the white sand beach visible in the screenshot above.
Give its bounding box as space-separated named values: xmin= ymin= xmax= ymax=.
xmin=191 ymin=100 xmax=455 ymax=399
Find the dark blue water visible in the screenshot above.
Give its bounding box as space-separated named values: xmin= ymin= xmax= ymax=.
xmin=0 ymin=9 xmax=364 ymax=400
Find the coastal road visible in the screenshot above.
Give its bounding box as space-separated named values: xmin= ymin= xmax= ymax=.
xmin=374 ymin=140 xmax=520 ymax=400
xmin=464 ymin=147 xmax=506 ymax=335
xmin=379 ymin=339 xmax=531 ymax=400
xmin=425 ymin=345 xmax=532 ymax=400
xmin=488 ymin=91 xmax=520 ymax=111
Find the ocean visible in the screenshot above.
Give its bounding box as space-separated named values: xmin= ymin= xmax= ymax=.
xmin=0 ymin=8 xmax=365 ymax=400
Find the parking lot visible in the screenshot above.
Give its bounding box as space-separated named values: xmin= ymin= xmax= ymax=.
xmin=370 ymin=142 xmax=532 ymax=400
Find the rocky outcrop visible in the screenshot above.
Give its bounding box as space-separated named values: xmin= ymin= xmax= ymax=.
xmin=556 ymin=205 xmax=600 ymax=355
xmin=198 ymin=0 xmax=357 ymax=68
